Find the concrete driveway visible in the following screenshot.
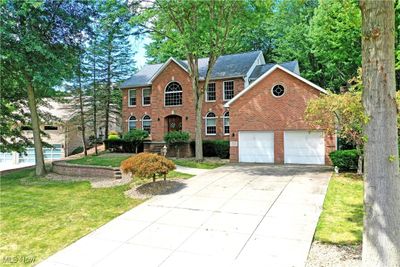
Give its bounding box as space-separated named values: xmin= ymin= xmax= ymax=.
xmin=39 ymin=164 xmax=331 ymax=267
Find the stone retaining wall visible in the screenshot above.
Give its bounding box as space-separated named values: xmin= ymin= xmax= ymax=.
xmin=52 ymin=160 xmax=117 ymax=178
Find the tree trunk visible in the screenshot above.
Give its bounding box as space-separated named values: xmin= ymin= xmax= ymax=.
xmin=78 ymin=55 xmax=88 ymax=157
xmin=92 ymin=41 xmax=98 ymax=155
xmin=356 ymin=145 xmax=363 ymax=175
xmin=26 ymin=80 xmax=46 ymax=176
xmin=105 ymin=38 xmax=112 ymax=139
xmin=360 ymin=1 xmax=400 ymax=266
xmin=153 ymin=174 xmax=156 ymax=183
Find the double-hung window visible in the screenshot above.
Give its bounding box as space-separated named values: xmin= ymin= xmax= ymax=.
xmin=128 ymin=116 xmax=137 ymax=131
xmin=223 ymin=112 xmax=230 ymax=135
xmin=142 ymin=115 xmax=152 ymax=134
xmin=142 ymin=88 xmax=151 ymax=106
xmin=206 ymin=83 xmax=216 ymax=102
xmin=128 ymin=89 xmax=136 ymax=106
xmin=205 ymin=112 xmax=217 ymax=135
xmin=223 ymin=81 xmax=234 ymax=101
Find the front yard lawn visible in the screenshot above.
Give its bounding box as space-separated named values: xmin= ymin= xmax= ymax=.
xmin=315 ymin=173 xmax=363 ymax=245
xmin=0 ymin=168 xmax=142 ymax=266
xmin=67 ymin=154 xmax=130 ymax=167
xmin=173 ymin=159 xmax=225 ymax=169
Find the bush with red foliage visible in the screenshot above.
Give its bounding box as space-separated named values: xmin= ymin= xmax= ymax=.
xmin=120 ymin=152 xmax=176 ymax=182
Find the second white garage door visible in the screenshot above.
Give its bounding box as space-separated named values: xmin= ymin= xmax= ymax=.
xmin=239 ymin=131 xmax=274 ymax=163
xmin=284 ymin=131 xmax=325 ymax=165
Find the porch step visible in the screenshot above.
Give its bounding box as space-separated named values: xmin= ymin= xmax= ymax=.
xmin=113 ymin=168 xmax=122 ymax=179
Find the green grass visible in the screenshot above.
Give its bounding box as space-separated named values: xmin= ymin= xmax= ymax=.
xmin=167 ymin=170 xmax=194 ymax=179
xmin=173 ymin=159 xmax=224 ymax=169
xmin=315 ymin=173 xmax=363 ymax=245
xmin=0 ymin=169 xmax=142 ymax=266
xmin=66 ymin=154 xmax=130 ymax=167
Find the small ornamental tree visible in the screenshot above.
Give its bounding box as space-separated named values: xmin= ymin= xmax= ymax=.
xmin=305 ymin=91 xmax=400 ymax=174
xmin=164 ymin=131 xmax=190 ymax=158
xmin=305 ymin=92 xmax=367 ymax=174
xmin=120 ymin=152 xmax=175 ymax=182
xmin=123 ymin=129 xmax=149 ymax=153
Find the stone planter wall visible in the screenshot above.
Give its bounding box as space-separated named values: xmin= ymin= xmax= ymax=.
xmin=52 ymin=160 xmax=120 ymax=179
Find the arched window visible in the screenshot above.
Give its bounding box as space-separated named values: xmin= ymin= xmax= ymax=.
xmin=142 ymin=115 xmax=152 ymax=134
xmin=205 ymin=112 xmax=216 ymax=135
xmin=223 ymin=111 xmax=230 ymax=135
xmin=128 ymin=116 xmax=137 ymax=131
xmin=165 ymin=82 xmax=183 ymax=106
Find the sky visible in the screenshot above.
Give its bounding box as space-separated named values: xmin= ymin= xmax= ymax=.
xmin=131 ymin=35 xmax=151 ymax=69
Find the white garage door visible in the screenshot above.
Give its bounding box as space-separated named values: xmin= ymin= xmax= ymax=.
xmin=284 ymin=131 xmax=325 ymax=165
xmin=239 ymin=131 xmax=274 ymax=163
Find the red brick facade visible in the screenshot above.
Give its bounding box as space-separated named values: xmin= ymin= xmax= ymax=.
xmin=122 ymin=60 xmax=243 ymax=141
xmin=228 ymin=68 xmax=335 ymax=164
xmin=121 ymin=61 xmax=335 ymax=165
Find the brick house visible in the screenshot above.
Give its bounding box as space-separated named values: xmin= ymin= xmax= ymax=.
xmin=120 ymin=51 xmax=336 ymax=165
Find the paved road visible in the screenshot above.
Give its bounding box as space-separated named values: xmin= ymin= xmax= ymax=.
xmin=38 ymin=164 xmax=331 ymax=267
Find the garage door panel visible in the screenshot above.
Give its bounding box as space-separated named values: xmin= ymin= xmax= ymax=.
xmin=239 ymin=131 xmax=274 ymax=163
xmin=284 ymin=131 xmax=325 ymax=165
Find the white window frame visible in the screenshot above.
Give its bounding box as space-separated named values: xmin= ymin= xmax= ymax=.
xmin=128 ymin=89 xmax=137 ymax=107
xmin=205 ymin=82 xmax=216 ymax=102
xmin=142 ymin=115 xmax=152 ymax=134
xmin=205 ymin=112 xmax=217 ymax=136
xmin=271 ymin=83 xmax=286 ymax=98
xmin=142 ymin=88 xmax=151 ymax=106
xmin=223 ymin=80 xmax=234 ymax=101
xmin=164 ymin=81 xmax=183 ymax=107
xmin=223 ymin=111 xmax=230 ymax=135
xmin=128 ymin=116 xmax=137 ymax=131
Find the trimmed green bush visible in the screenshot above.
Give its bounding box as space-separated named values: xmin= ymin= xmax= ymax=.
xmin=329 ymin=149 xmax=359 ymax=171
xmin=191 ymin=140 xmax=230 ymax=159
xmin=122 ymin=129 xmax=149 ymax=153
xmin=164 ymin=131 xmax=190 ymax=145
xmin=213 ymin=140 xmax=229 ymax=159
xmin=108 ymin=134 xmax=120 ymax=140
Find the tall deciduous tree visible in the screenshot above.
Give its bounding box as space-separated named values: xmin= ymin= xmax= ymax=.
xmin=360 ymin=0 xmax=400 ymax=265
xmin=135 ymin=0 xmax=250 ymax=160
xmin=1 ymin=1 xmax=91 ymax=175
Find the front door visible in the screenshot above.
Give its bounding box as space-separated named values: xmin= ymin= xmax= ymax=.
xmin=167 ymin=115 xmax=182 ymax=132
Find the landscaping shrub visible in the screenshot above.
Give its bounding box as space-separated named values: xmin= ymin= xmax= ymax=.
xmin=213 ymin=140 xmax=230 ymax=159
xmin=164 ymin=131 xmax=190 ymax=145
xmin=123 ymin=130 xmax=149 ymax=153
xmin=70 ymin=146 xmax=84 ymax=155
xmin=164 ymin=131 xmax=190 ymax=157
xmin=108 ymin=134 xmax=120 ymax=140
xmin=329 ymin=149 xmax=359 ymax=171
xmin=121 ymin=152 xmax=175 ymax=182
xmin=191 ymin=140 xmax=230 ymax=159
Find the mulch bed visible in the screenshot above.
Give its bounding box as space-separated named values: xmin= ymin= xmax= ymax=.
xmin=124 ymin=180 xmax=187 ymax=199
xmin=306 ymin=241 xmax=362 ymax=267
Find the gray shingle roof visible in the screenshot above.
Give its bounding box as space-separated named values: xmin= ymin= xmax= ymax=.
xmin=120 ymin=63 xmax=163 ymax=88
xmin=249 ymin=61 xmax=300 ymax=82
xmin=120 ymin=51 xmax=262 ymax=88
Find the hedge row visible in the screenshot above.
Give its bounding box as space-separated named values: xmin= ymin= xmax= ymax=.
xmin=103 ymin=139 xmax=144 ymax=153
xmin=329 ymin=149 xmax=359 ymax=171
xmin=190 ymin=140 xmax=229 ymax=159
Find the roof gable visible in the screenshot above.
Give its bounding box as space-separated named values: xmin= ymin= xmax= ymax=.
xmin=224 ymin=65 xmax=327 ymax=107
xmin=148 ymin=57 xmax=189 ymax=83
xmin=120 ymin=51 xmax=262 ymax=88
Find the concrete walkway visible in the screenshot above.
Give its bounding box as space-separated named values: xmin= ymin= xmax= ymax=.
xmin=38 ymin=164 xmax=331 ymax=267
xmin=175 ymin=165 xmax=211 ymax=176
